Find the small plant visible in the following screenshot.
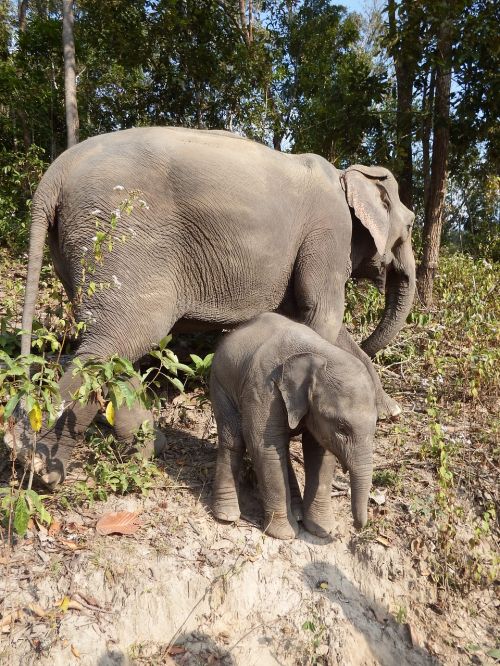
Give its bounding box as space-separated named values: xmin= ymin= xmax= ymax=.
xmin=372 ymin=469 xmax=400 ymax=488
xmin=59 ymin=424 xmax=161 ymax=506
xmin=395 ymin=605 xmax=407 ymax=624
xmin=0 ymin=486 xmax=52 ymax=537
xmin=302 ymin=616 xmax=328 ymax=664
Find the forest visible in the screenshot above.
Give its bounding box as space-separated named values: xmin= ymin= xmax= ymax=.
xmin=0 ymin=1 xmax=498 ymax=665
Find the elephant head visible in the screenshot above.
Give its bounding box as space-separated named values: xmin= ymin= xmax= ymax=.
xmin=342 ymin=165 xmax=416 ymax=358
xmin=274 ymin=352 xmax=376 ymax=529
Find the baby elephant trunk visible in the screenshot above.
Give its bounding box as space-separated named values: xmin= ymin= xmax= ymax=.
xmin=349 ymin=453 xmax=373 ymax=529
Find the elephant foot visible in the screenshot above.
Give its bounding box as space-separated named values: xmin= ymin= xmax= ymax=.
xmin=212 ymin=496 xmax=241 ymax=523
xmin=3 ymin=419 xmax=65 ymax=489
xmin=263 ymin=512 xmax=299 ymax=540
xmin=302 ymin=504 xmax=335 ymax=538
xmin=376 ymin=391 xmax=401 ymax=421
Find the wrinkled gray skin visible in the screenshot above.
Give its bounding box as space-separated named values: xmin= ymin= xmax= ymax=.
xmin=210 ymin=313 xmax=377 ymax=540
xmin=11 ymin=127 xmax=415 ymax=487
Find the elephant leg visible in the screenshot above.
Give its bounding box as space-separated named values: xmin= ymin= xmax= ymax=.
xmin=5 ymin=357 xmax=100 ymax=487
xmin=211 ymin=380 xmax=244 ymax=522
xmin=112 ymin=376 xmax=166 ymax=460
xmin=287 ymin=450 xmax=303 ymax=521
xmin=335 ymin=325 xmax=401 ymax=419
xmin=302 ymin=430 xmax=336 ymax=538
xmin=7 ymin=307 xmax=178 ymax=488
xmin=293 ymin=232 xmax=348 ymax=346
xmin=244 ymin=422 xmax=299 ymax=540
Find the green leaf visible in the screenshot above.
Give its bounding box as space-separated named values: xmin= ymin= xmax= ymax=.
xmin=176 ymin=362 xmax=195 ymax=376
xmin=486 ymin=649 xmax=500 ymax=659
xmin=13 ymin=495 xmax=30 ymax=537
xmin=3 ymin=392 xmax=21 ymax=419
xmin=167 ymin=376 xmax=185 ymax=393
xmin=158 ymin=334 xmax=172 ymax=351
xmin=190 ymin=354 xmax=204 ymax=366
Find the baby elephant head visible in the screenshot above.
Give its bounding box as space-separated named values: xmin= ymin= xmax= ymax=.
xmin=274 ymin=352 xmax=377 ymax=529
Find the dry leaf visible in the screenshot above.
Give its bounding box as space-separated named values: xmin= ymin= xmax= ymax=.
xmin=28 ymin=603 xmax=47 ymax=618
xmin=168 ymin=645 xmax=187 ymax=655
xmin=376 ymin=535 xmax=391 ymax=548
xmin=57 ymin=538 xmax=80 ymax=550
xmin=95 ymin=511 xmax=142 ymax=536
xmin=48 ymin=519 xmax=62 ymax=536
xmin=71 ymin=644 xmax=81 ymax=659
xmin=56 ymin=598 xmax=84 ymax=612
xmin=0 ymin=610 xmax=25 ymax=630
xmin=370 ymin=489 xmax=386 ymax=506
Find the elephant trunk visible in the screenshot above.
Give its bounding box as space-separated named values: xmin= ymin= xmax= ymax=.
xmin=361 ymin=239 xmax=416 ymax=358
xmin=349 ymin=455 xmax=373 ymax=529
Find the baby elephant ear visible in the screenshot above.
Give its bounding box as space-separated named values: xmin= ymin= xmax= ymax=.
xmin=344 ymin=164 xmax=391 ymax=256
xmin=273 ymin=353 xmax=327 ymax=430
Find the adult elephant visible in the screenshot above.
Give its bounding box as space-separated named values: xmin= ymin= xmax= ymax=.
xmin=11 ymin=127 xmax=415 ymax=486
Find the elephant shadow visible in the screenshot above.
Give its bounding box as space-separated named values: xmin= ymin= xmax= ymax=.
xmin=96 ymin=632 xmax=235 ymax=664
xmin=157 ymin=421 xmax=264 ymax=530
xmin=302 ymin=560 xmax=441 ymax=666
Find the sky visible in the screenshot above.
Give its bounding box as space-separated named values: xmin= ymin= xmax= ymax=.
xmin=341 ymin=0 xmax=369 ymax=12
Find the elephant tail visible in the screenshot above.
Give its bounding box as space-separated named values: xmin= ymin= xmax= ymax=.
xmin=21 ymin=168 xmax=62 ymax=356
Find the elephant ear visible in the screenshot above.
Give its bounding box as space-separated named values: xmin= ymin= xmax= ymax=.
xmin=344 ymin=165 xmax=391 ymax=256
xmin=272 ymin=353 xmax=327 ymax=430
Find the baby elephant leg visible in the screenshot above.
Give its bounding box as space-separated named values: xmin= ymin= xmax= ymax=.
xmin=244 ymin=422 xmax=299 ymax=540
xmin=112 ymin=377 xmax=166 ymax=459
xmin=211 ymin=381 xmax=245 ymax=522
xmin=302 ymin=430 xmax=336 ymax=538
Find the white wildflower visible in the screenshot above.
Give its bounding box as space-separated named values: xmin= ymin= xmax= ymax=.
xmin=91 ymin=208 xmax=102 ymax=215
xmin=112 ymin=275 xmax=122 ymax=288
xmin=138 ymin=199 xmax=150 ymax=210
xmin=56 ymin=400 xmax=67 ymax=418
xmin=111 ymin=208 xmax=121 ymax=219
xmin=113 ymin=185 xmax=125 ymax=191
xmin=92 ymin=236 xmax=97 ymax=241
xmin=81 ymin=246 xmax=88 ymax=253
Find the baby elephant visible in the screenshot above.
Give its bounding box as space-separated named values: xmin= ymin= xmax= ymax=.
xmin=210 ymin=313 xmax=377 ymax=540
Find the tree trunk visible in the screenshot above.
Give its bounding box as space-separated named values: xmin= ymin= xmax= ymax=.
xmin=417 ymin=21 xmax=453 ymax=306
xmin=421 ymin=66 xmax=435 ymax=213
xmin=18 ymin=0 xmax=28 ymax=32
xmin=248 ymin=0 xmax=253 ymax=44
xmin=239 ymin=0 xmax=249 ymax=45
xmin=62 ymin=0 xmax=79 ymax=149
xmin=387 ymin=0 xmax=416 ymax=211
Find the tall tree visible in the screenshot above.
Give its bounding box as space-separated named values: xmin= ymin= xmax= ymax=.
xmin=385 ymin=0 xmax=423 ymax=210
xmin=62 ymin=0 xmax=79 ymax=147
xmin=417 ymin=4 xmax=460 ymax=305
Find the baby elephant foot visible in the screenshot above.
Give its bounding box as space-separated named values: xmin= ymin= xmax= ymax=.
xmin=263 ymin=512 xmax=299 ymax=540
xmin=302 ymin=504 xmax=335 ymax=538
xmin=376 ymin=390 xmax=401 ymax=421
xmin=3 ymin=421 xmax=64 ymax=489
